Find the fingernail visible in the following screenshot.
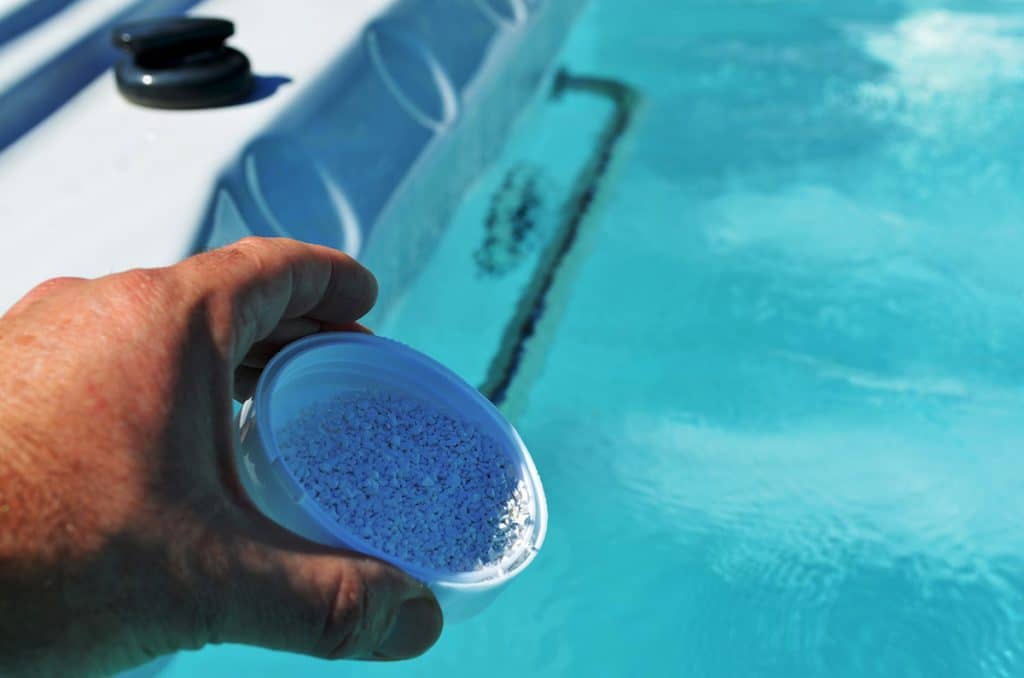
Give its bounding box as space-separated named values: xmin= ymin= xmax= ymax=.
xmin=375 ymin=596 xmax=443 ymax=660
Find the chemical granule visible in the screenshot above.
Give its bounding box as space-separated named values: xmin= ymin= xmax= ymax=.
xmin=277 ymin=391 xmax=533 ymax=573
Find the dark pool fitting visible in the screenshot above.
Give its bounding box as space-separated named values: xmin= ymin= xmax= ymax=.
xmin=480 ymin=69 xmax=640 ymax=405
xmin=112 ymin=17 xmax=252 ymax=109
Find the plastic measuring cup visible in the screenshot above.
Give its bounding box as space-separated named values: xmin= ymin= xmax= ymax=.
xmin=233 ymin=333 xmax=547 ymax=622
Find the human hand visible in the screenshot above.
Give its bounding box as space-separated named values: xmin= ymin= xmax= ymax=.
xmin=0 ymin=238 xmax=443 ymax=676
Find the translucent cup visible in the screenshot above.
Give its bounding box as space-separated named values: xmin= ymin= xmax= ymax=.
xmin=233 ymin=333 xmax=547 ymax=622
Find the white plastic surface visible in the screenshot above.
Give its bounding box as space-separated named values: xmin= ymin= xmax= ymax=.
xmin=0 ymin=0 xmax=135 ymax=92
xmin=0 ymin=0 xmax=586 ymax=315
xmin=234 ymin=333 xmax=548 ymax=622
xmin=0 ymin=0 xmax=391 ymax=309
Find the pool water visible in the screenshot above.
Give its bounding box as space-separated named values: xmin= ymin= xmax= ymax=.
xmin=169 ymin=1 xmax=1024 ymax=676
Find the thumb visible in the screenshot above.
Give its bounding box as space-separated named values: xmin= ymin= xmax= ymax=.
xmin=203 ymin=514 xmax=443 ymax=661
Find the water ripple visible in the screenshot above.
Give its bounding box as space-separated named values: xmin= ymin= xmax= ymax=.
xmin=609 ymin=413 xmax=1024 ymax=676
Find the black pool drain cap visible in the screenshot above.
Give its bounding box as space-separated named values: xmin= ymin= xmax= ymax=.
xmin=112 ymin=17 xmax=252 ymax=109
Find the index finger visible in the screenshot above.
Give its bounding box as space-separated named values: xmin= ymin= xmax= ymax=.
xmin=179 ymin=237 xmax=378 ymax=364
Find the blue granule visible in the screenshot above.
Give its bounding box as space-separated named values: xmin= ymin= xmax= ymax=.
xmin=277 ymin=392 xmax=533 ymax=573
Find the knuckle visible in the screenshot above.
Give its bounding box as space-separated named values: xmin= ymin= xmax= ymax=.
xmin=109 ymin=267 xmax=167 ymax=301
xmin=31 ymin=276 xmax=82 ymax=297
xmin=320 ymin=566 xmax=375 ymax=659
xmin=230 ymin=236 xmax=275 ymax=267
xmin=218 ymin=239 xmax=292 ymax=333
xmin=101 ymin=268 xmax=175 ymax=321
xmin=202 ymin=237 xmax=270 ymax=278
xmin=14 ymin=276 xmax=84 ymax=310
xmin=235 ymin=235 xmax=270 ymax=250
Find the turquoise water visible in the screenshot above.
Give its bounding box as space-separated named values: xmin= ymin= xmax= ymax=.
xmin=170 ymin=2 xmax=1024 ymax=676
